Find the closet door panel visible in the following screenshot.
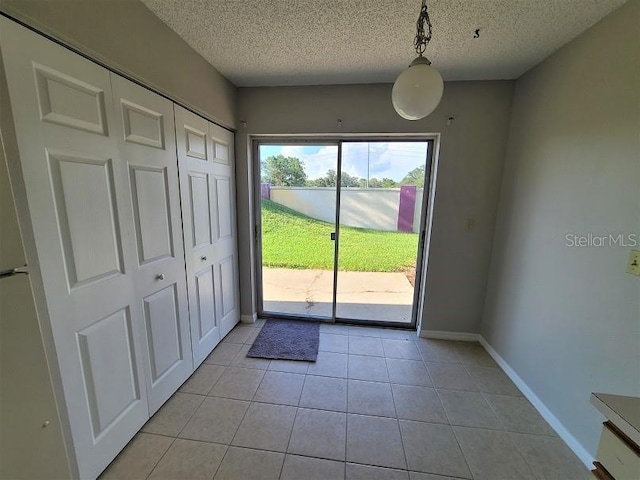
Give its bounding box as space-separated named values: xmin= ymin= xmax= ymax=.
xmin=111 ymin=74 xmax=193 ymax=414
xmin=209 ymin=122 xmax=240 ymax=337
xmin=195 ymin=265 xmax=217 ymax=339
xmin=0 ymin=18 xmax=149 ymax=479
xmin=189 ymin=172 xmax=214 ymax=248
xmin=77 ymin=307 xmax=140 ymax=434
xmin=175 ymin=105 xmax=232 ymax=367
xmin=142 ymin=284 xmax=182 ymax=380
xmin=215 ymin=176 xmax=233 ymax=241
xmin=219 ymin=255 xmax=236 ymax=317
xmin=130 ymin=166 xmax=173 ymax=263
xmin=49 ymin=152 xmax=124 ymax=285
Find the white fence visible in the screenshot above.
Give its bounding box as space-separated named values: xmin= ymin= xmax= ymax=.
xmin=267 ymin=186 xmax=423 ymax=233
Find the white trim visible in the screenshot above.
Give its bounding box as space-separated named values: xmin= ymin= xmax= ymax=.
xmin=240 ymin=313 xmax=258 ymax=324
xmin=419 ymin=330 xmax=480 ymax=342
xmin=479 ymin=336 xmax=595 ymax=469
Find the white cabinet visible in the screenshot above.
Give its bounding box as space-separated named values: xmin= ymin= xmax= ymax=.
xmin=0 ymin=16 xmax=239 ymax=479
xmin=596 ymin=424 xmax=640 ymax=480
xmin=591 ymin=393 xmax=640 ymax=480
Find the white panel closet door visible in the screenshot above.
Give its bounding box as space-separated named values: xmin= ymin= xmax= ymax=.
xmin=175 ymin=106 xmax=240 ymax=367
xmin=110 ymin=75 xmax=193 ymax=413
xmin=0 ymin=18 xmax=149 ymax=479
xmin=208 ymin=121 xmax=241 ymax=338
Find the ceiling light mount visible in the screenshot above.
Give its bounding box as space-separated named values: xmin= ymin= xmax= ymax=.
xmin=392 ymin=0 xmax=444 ymax=121
xmin=413 ymin=0 xmax=433 ymax=57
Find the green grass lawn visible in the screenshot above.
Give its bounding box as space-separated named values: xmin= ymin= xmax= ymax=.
xmin=261 ymin=199 xmax=418 ymax=272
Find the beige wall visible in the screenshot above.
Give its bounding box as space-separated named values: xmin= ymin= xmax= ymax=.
xmin=0 ymin=0 xmax=237 ymax=128
xmin=482 ymin=0 xmax=640 ymax=461
xmin=237 ymin=81 xmax=514 ymax=332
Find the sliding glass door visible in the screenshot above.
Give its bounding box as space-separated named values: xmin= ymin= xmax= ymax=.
xmin=258 ymin=143 xmax=339 ymax=319
xmin=335 ymin=141 xmax=428 ymax=324
xmin=256 ymin=139 xmax=432 ymax=328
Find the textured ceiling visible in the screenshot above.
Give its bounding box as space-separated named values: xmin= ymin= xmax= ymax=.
xmin=142 ymin=0 xmax=626 ymax=87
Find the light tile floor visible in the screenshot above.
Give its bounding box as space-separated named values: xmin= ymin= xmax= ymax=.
xmin=100 ymin=322 xmax=591 ymax=480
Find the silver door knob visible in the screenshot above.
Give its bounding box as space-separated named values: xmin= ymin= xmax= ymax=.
xmin=201 ymin=256 xmax=207 ymax=261
xmin=156 ymin=273 xmax=165 ymax=281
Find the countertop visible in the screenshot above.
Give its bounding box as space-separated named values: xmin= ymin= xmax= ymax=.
xmin=591 ymin=392 xmax=640 ymax=446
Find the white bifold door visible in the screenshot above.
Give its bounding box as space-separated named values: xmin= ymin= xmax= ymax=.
xmin=175 ymin=106 xmax=240 ymax=367
xmin=110 ymin=76 xmax=193 ymax=413
xmin=0 ymin=18 xmax=204 ymax=479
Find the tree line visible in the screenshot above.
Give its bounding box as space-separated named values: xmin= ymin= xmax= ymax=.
xmin=261 ymin=155 xmax=425 ymax=188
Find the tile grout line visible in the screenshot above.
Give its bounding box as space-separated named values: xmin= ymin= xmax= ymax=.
xmin=204 ymin=366 xmax=227 ymax=396
xmin=277 ymin=401 xmax=296 ymax=480
xmin=140 ymin=375 xmax=215 ymax=479
xmin=344 ymin=352 xmax=350 ymax=465
xmin=218 ymin=344 xmax=267 ymax=457
xmin=505 ymin=430 xmax=551 ymax=479
xmin=474 ymin=378 xmax=557 ymax=478
xmin=450 ymin=342 xmax=538 ymax=479
xmin=447 ymin=411 xmax=476 ymax=480
xmin=456 ymin=345 xmax=532 ymax=419
xmin=209 ymin=444 xmax=231 ymax=480
xmin=141 ymin=434 xmax=178 ymax=480
xmin=284 ymin=403 xmax=303 ymax=472
xmin=277 ymin=369 xmax=306 ymax=470
xmin=427 ymin=344 xmax=475 ymax=479
xmin=384 ymin=353 xmax=410 ymax=472
xmin=478 ymin=390 xmax=560 ymax=438
xmin=421 ymin=352 xmax=436 ymax=389
xmin=173 ymin=392 xmax=208 ymax=438
xmin=478 ymin=388 xmax=509 ymax=433
xmin=433 ymin=387 xmax=454 ymax=426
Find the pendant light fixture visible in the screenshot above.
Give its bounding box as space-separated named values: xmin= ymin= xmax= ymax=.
xmin=392 ymin=0 xmax=444 ymax=120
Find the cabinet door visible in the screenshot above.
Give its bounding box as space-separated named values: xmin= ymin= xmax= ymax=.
xmin=110 ymin=75 xmax=193 ymax=414
xmin=175 ymin=106 xmax=240 ymax=367
xmin=0 ymin=18 xmax=149 ymax=479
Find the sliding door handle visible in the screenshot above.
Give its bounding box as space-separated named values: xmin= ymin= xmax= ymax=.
xmin=330 ymin=232 xmax=336 ymax=241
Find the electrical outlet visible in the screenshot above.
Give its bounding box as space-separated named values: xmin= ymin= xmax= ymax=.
xmin=626 ymin=250 xmax=640 ymax=276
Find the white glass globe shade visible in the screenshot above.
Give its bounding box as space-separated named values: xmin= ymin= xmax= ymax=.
xmin=392 ymin=59 xmax=444 ymax=120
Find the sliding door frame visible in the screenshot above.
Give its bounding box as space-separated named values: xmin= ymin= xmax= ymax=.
xmin=252 ymin=138 xmax=341 ymax=323
xmin=252 ymin=134 xmax=437 ymax=330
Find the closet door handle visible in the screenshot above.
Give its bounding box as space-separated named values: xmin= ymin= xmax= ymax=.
xmin=201 ymin=256 xmax=207 ymax=261
xmin=156 ymin=273 xmax=165 ymax=281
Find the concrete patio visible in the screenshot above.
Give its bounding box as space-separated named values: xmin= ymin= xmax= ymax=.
xmin=262 ymin=268 xmax=414 ymax=323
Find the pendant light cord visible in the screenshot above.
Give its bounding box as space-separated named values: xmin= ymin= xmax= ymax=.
xmin=413 ymin=0 xmax=433 ymax=56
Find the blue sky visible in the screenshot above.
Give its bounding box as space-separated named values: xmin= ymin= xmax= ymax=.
xmin=260 ymin=142 xmax=428 ymax=182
